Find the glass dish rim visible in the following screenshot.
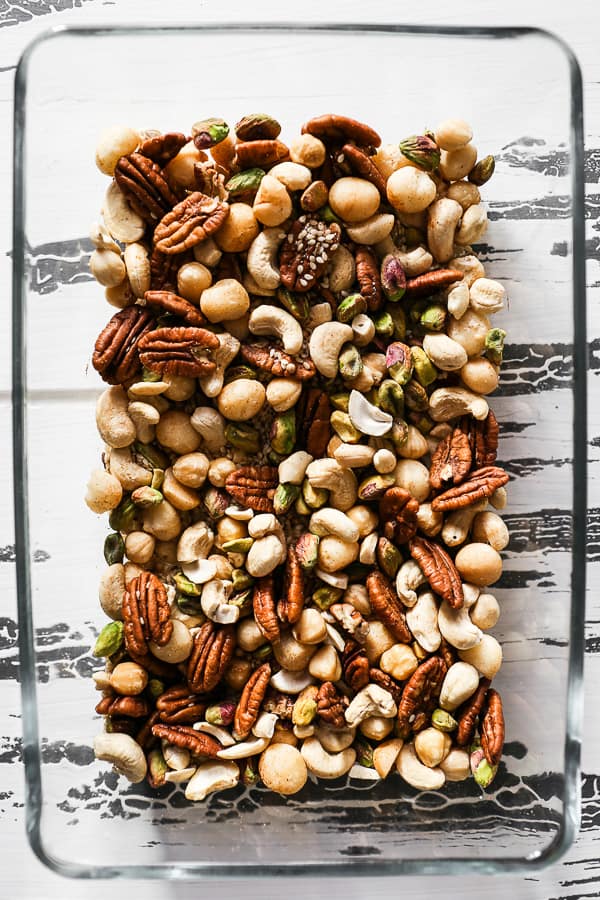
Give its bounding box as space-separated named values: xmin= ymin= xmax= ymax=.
xmin=12 ymin=21 xmax=587 ymax=880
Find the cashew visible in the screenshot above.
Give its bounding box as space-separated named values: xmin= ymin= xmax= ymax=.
xmin=348 ymin=390 xmax=393 ymax=437
xmin=359 ymin=531 xmax=378 ymax=564
xmin=270 ymin=668 xmax=314 ymax=694
xmin=309 ymin=322 xmax=353 ymax=378
xmin=441 ymin=499 xmax=488 ymax=547
xmin=218 ymin=736 xmax=271 ymax=759
xmin=307 ymin=302 xmax=333 ymax=330
xmin=429 ymin=387 xmax=489 ymax=422
xmin=247 ymin=513 xmax=283 ymax=540
xmin=107 ymin=446 xmax=151 ymax=491
xmin=99 ymin=563 xmax=125 ymax=620
xmin=447 ymin=279 xmax=470 ymax=320
xmin=90 ymin=221 xmax=120 ymax=253
xmin=181 ymin=558 xmax=217 ymax=585
xmin=246 ymin=533 xmax=287 ymax=577
xmin=96 ymin=386 xmax=136 ymax=449
xmin=427 ymin=198 xmax=463 ymax=263
xmin=439 ymin=661 xmax=480 ymax=711
xmin=190 ymin=406 xmax=226 ymax=454
xmin=406 ymin=591 xmax=441 ymax=652
xmin=252 ymin=712 xmax=279 ymax=740
xmin=345 ymin=212 xmax=395 ymax=245
xmin=184 ymin=760 xmax=239 ymax=800
xmin=327 ymin=244 xmax=356 ymax=292
xmin=200 ymin=579 xmax=239 ymax=624
xmin=373 ymin=738 xmax=404 ymax=778
xmin=469 ymin=277 xmax=506 ymax=315
xmin=469 ymin=593 xmax=500 ymax=630
xmin=193 ymin=722 xmax=236 ymax=747
xmin=177 ymin=521 xmax=214 ymax=563
xmin=309 ymin=508 xmax=360 ymax=543
xmin=456 ymin=203 xmax=488 ymax=246
xmin=345 ymin=684 xmax=397 ymax=727
xmin=313 ymin=725 xmax=356 ymax=753
xmin=278 ymin=450 xmax=313 ymax=485
xmin=333 ymin=443 xmax=375 ymax=468
xmin=387 ymin=245 xmax=433 ymax=277
xmin=123 ymin=242 xmax=150 ymax=298
xmin=198 ymin=332 xmax=240 ymax=398
xmin=249 ymin=304 xmax=303 ymax=355
xmin=253 ymin=174 xmax=292 ymax=226
xmin=438 ymin=600 xmax=483 ymax=650
xmin=305 ymin=458 xmax=357 ymax=511
xmin=164 ymin=767 xmax=197 ymax=784
xmin=422 ymin=334 xmax=468 ymax=372
xmin=127 ymin=401 xmax=160 ymax=444
xmin=459 ymin=634 xmax=503 ymax=679
xmin=351 ymin=313 xmax=376 ymax=347
xmin=396 ymin=742 xmax=445 ymax=791
xmin=463 ymin=582 xmax=481 ymax=608
xmin=246 ymin=228 xmax=286 ymax=291
xmin=102 ymin=180 xmax=145 ymax=243
xmin=301 ymin=737 xmax=356 ymax=779
xmin=93 ymin=732 xmax=147 ymax=783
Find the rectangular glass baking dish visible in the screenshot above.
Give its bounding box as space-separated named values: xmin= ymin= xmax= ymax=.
xmin=13 ymin=23 xmax=586 ymax=879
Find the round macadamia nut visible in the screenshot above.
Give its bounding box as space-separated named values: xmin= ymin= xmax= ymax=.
xmin=328 ymin=177 xmax=381 ymax=222
xmin=259 ymin=743 xmax=308 ymax=795
xmin=214 ymin=203 xmax=259 ymax=252
xmin=386 ymin=167 xmax=436 ymax=213
xmin=455 ymin=542 xmax=503 ymax=587
xmin=200 ymin=278 xmax=250 ymax=323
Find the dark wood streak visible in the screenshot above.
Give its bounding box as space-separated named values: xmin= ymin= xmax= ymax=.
xmin=0 ymin=0 xmax=97 ymax=29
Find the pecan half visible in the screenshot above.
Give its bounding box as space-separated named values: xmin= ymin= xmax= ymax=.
xmin=379 ymin=487 xmax=419 ymax=545
xmin=122 ymin=572 xmax=173 ymax=658
xmin=154 ymin=192 xmax=229 ymax=255
xmin=149 ymin=246 xmax=188 ymax=291
xmin=139 ymin=132 xmax=189 ymax=166
xmin=279 ymin=216 xmax=341 ymax=293
xmin=253 ymin=576 xmax=280 ymax=643
xmin=126 ymin=648 xmax=178 ymax=679
xmin=366 ymin=570 xmax=411 ymax=643
xmin=239 ymin=343 xmax=316 ymax=380
xmin=187 ymin=622 xmax=236 ymax=693
xmin=455 ymin=677 xmax=491 ymax=748
xmin=106 ymin=695 xmax=150 ymax=718
xmin=136 ymin=710 xmax=161 ymax=750
xmin=355 ymin=246 xmax=383 ymax=311
xmin=235 ymin=139 xmax=289 ymax=168
xmin=408 ymin=537 xmax=464 ymax=609
xmin=225 ymin=465 xmax=278 ymax=513
xmin=298 ymin=388 xmax=331 ymax=458
xmin=429 ymin=428 xmax=472 ymax=490
xmin=317 ymin=682 xmax=348 ymax=729
xmin=396 ymin=656 xmax=448 ymax=739
xmin=233 ymin=662 xmax=271 ymax=739
xmin=430 ymin=466 xmax=509 ymax=513
xmin=115 ymin=153 xmax=179 ymax=223
xmin=156 ymin=685 xmax=207 ymax=725
xmin=340 ymin=143 xmax=387 ymax=196
xmin=151 ymin=723 xmax=221 ymax=758
xmin=193 ymin=161 xmax=228 ymax=200
xmin=438 ymin=637 xmax=457 ymax=671
xmin=137 ymin=326 xmax=218 ymax=378
xmin=404 ymin=268 xmax=464 ymax=297
xmin=92 ymin=306 xmax=155 ymax=385
xmin=302 ymin=114 xmax=381 ymax=150
xmin=277 ymin=547 xmax=305 ymax=625
xmin=460 ymin=411 xmax=499 ymax=469
xmin=330 ymin=603 xmax=370 ymax=644
xmin=143 ymin=290 xmax=206 ymax=326
xmin=342 ymin=640 xmax=370 ymax=691
xmin=481 ymin=688 xmax=505 ymax=766
xmin=369 ymin=667 xmax=403 ymax=705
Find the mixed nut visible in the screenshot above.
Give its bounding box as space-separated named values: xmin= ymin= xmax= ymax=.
xmin=88 ymin=112 xmax=507 ymax=799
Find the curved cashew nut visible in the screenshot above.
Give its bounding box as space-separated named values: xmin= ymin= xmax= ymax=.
xmin=396 ymin=559 xmax=427 ymax=607
xmin=128 ymin=401 xmax=160 ymax=444
xmin=309 ymin=508 xmax=360 ymax=543
xmin=185 ymin=760 xmax=239 ymax=801
xmin=456 ymin=203 xmax=488 ymax=246
xmin=429 ymin=387 xmax=489 ymax=422
xmin=391 ymin=245 xmax=433 ymax=277
xmin=200 ymin=579 xmax=239 ymax=624
xmin=162 ymin=743 xmax=191 ymax=769
xmin=422 ymin=334 xmax=468 ymax=372
xmin=438 ymin=599 xmax=483 ymax=650
xmin=333 ymin=443 xmax=375 ymax=468
xmin=249 ymin=304 xmax=303 ymax=355
xmin=246 ymin=533 xmax=287 ymax=577
xmin=447 ymin=280 xmax=470 ymax=320
xmin=278 ymin=450 xmax=313 ymax=485
xmin=405 ymin=590 xmax=441 ymax=653
xmin=96 ymin=386 xmax=136 ymax=449
xmin=441 ymin=498 xmax=488 ymax=547
xmin=177 ymin=521 xmax=215 ymax=563
xmin=123 ymin=242 xmax=150 ymax=298
xmin=314 ymin=724 xmax=356 ymax=753
xmin=270 ymin=668 xmax=315 ymax=694
xmin=327 ymin=244 xmax=356 ymax=292
xmin=248 ymin=513 xmax=284 ymax=540
xmin=190 ymin=406 xmax=226 ymax=453
xmin=93 ymin=732 xmax=147 ymax=783
xmin=348 ymin=389 xmax=393 ymax=437
xmin=309 ymin=322 xmax=353 ymax=377
xmin=345 ymin=684 xmax=397 ymax=727
xmin=198 ymin=331 xmax=240 ymax=398
xmin=252 ymin=711 xmax=279 ymax=739
xmin=439 ymin=661 xmax=480 ymax=711
xmin=246 ymin=228 xmax=286 ymax=291
xmin=193 ymin=721 xmax=236 ymax=747
xmin=396 ymin=742 xmax=445 ymax=790
xmin=217 ymin=736 xmax=270 ymax=759
xmin=306 ymin=458 xmax=358 ymax=511
xmin=427 ymin=198 xmax=463 ymax=263
xmin=102 ymin=180 xmax=145 ymax=243
xmin=345 ymin=212 xmax=395 ymax=245
xmin=301 ymin=736 xmax=356 ymax=778
xmin=107 ymin=446 xmax=152 ymax=491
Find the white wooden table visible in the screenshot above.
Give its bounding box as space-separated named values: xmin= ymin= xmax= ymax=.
xmin=2 ymin=0 xmax=599 ymax=897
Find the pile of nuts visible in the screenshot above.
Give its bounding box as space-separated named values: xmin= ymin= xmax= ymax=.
xmin=88 ymin=112 xmax=508 ymax=800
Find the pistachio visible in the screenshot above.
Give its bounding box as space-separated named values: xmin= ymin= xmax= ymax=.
xmin=93 ymin=621 xmax=124 ymax=657
xmin=404 ymin=379 xmax=429 ymax=412
xmin=174 ymin=573 xmax=201 ymax=597
xmin=389 ymin=305 xmax=407 ymax=340
xmin=147 ymin=747 xmax=168 ymax=788
xmin=273 ymin=483 xmax=301 ymax=515
xmin=431 ymin=708 xmax=458 ymax=733
xmin=205 ymin=700 xmax=237 ymax=727
xmin=301 ymin=179 xmax=329 ymax=212
xmin=399 ymin=134 xmax=441 ymax=172
xmin=302 ymin=478 xmax=329 ymax=510
xmin=411 ymin=346 xmax=438 ymax=386
xmin=295 ymin=532 xmax=320 ymax=570
xmin=292 ymin=685 xmax=319 ymax=726
xmin=236 ymin=113 xmax=281 ymax=141
xmin=108 ymin=498 xmax=137 ymax=533
xmin=331 ymin=410 xmax=363 ymax=443
xmin=221 ymin=537 xmax=254 ymax=553
xmin=192 ymin=116 xmax=230 ymax=148
xmin=339 ymin=344 xmax=364 ymax=381
xmin=225 ymin=167 xmax=265 ymax=200
xmin=357 ymin=472 xmax=395 ymax=501
xmin=420 ymin=303 xmax=447 ymax=331
xmin=312 ymin=585 xmax=343 ymax=610
xmin=373 ymin=310 xmax=394 ymax=337
xmin=469 ymin=154 xmax=495 ymax=186
xmin=376 ymin=536 xmax=402 ymax=579
xmin=277 ymin=286 xmax=310 ymax=322
xmin=131 ymin=486 xmax=163 ymax=507
xmin=202 ymin=487 xmax=229 ymax=520
xmin=386 ymin=342 xmax=413 ymax=385
xmin=104 ymin=531 xmax=125 ymax=566
xmin=336 ymin=293 xmax=367 ymax=323
xmin=470 ymin=740 xmax=498 ymax=788
xmin=381 ymin=254 xmax=407 ymax=302
xmin=484 ymin=328 xmax=506 ymax=365
xmin=225 ymin=422 xmax=260 ymax=454
xmin=270 ymin=410 xmax=296 ymax=455
xmin=353 ymin=736 xmax=375 ymax=768
xmin=376 ymin=379 xmax=405 ymax=418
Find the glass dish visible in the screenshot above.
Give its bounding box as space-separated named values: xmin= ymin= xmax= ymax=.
xmin=13 ymin=23 xmax=586 ymax=879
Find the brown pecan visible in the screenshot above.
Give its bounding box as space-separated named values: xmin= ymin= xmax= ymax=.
xmin=233 ymin=662 xmax=271 ymax=739
xmin=277 ymin=547 xmax=305 ymax=625
xmin=279 ymin=216 xmax=341 ymax=293
xmin=341 ymin=143 xmax=387 ymax=196
xmin=262 ymin=690 xmax=294 ymax=720
xmin=455 ymin=677 xmax=491 ymax=747
xmin=460 ymin=410 xmax=499 ymax=469
xmin=239 ymin=343 xmax=316 ymax=381
xmin=408 ymin=537 xmax=464 ymax=609
xmin=149 ymin=246 xmax=188 ymax=292
xmin=342 ymin=640 xmax=370 ymax=691
xmin=366 ymin=569 xmax=412 ymax=643
xmin=330 ymin=603 xmax=370 ymax=644
xmin=187 ymin=622 xmax=236 ymax=693
xmin=106 ymin=695 xmax=150 ymax=718
xmin=379 ymin=487 xmax=419 ymax=545
xmin=481 ymin=689 xmax=505 ymax=766
xmin=127 ymin=648 xmax=179 ymax=679
xmin=253 ymin=576 xmax=280 ymax=643
xmin=298 ymin=388 xmax=331 ymax=457
xmin=139 ymin=132 xmax=189 ymax=166
xmin=235 ymin=139 xmax=289 ymax=168
xmin=95 ymin=695 xmax=113 ymax=716
xmin=225 ymin=465 xmax=278 ymax=513
xmin=317 ymin=682 xmax=348 ymax=729
xmin=122 ymin=572 xmax=173 ymax=658
xmin=355 ymin=246 xmax=383 ymax=311
xmin=143 ymin=290 xmax=206 ymax=326
xmin=136 ymin=710 xmax=161 ymax=750
xmin=430 ymin=466 xmax=510 ymax=513
xmin=154 ymin=192 xmax=229 ymax=255
xmin=302 ymin=115 xmax=381 ymax=150
xmin=396 ymin=656 xmax=448 ymax=739
xmin=193 ymin=161 xmax=229 ymax=200
xmin=404 ymin=268 xmax=464 ymax=297
xmin=369 ymin=668 xmax=403 ymax=705
xmin=137 ymin=326 xmax=218 ymax=378
xmin=429 ymin=428 xmax=472 ymax=490
xmin=151 ymin=723 xmax=222 ymax=758
xmin=92 ymin=306 xmax=155 ymax=385
xmin=105 ymin=717 xmax=138 ymax=737
xmin=156 ymin=685 xmax=207 ymax=725
xmin=438 ymin=637 xmax=457 ymax=671
xmin=115 ymin=153 xmax=179 ymax=223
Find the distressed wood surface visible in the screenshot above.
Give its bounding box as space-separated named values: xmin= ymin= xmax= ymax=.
xmin=2 ymin=0 xmax=600 ymax=897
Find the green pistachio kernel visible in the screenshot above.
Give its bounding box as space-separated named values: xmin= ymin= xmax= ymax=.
xmin=224 ymin=365 xmax=257 ymax=383
xmin=235 ymin=113 xmax=282 ymax=141
xmin=294 ymin=493 xmax=312 ymax=517
xmin=270 ymin=410 xmax=296 ymax=456
xmin=253 ymin=643 xmax=274 ymax=662
xmin=390 ymin=418 xmax=410 ymax=450
xmin=222 ymin=537 xmax=254 ymax=554
xmin=206 ymin=700 xmax=236 ymax=727
xmin=232 ymin=568 xmax=254 ymax=591
xmin=386 ymin=342 xmax=413 ymax=385
xmin=338 ymin=344 xmax=363 ymax=380
xmin=312 ymin=585 xmax=343 ymax=610
xmin=302 ymin=478 xmax=329 ymax=510
xmin=225 ymin=422 xmax=260 ymax=453
xmin=320 ymin=204 xmax=341 ymax=224
xmin=277 ymin=287 xmax=310 ymax=322
xmin=373 ymin=310 xmax=395 ymax=337
xmin=103 ymin=532 xmax=125 ymax=566
xmin=473 ymin=757 xmax=498 ymax=788
xmin=377 ymin=379 xmax=405 ymax=418
xmin=147 ymin=679 xmax=166 ymax=701
xmin=93 ymin=621 xmax=124 ymax=658
xmin=331 ymin=410 xmax=362 ymax=443
xmin=330 ymin=392 xmax=350 ymax=413
xmin=295 ymin=532 xmax=320 ymax=570
xmin=174 ymin=573 xmax=201 ymax=597
xmin=229 ymin=588 xmax=253 ymax=614
xmin=389 ymin=305 xmax=407 ymax=340
xmin=225 ymin=167 xmax=265 ymax=199
xmin=409 ymin=412 xmax=434 ymax=434
xmin=336 ymin=293 xmax=367 ymax=323
xmin=147 ymin=747 xmax=168 ymax=788
xmin=134 ymin=441 xmax=168 ymax=469
xmin=131 ymin=486 xmax=163 ymax=507
xmin=431 ymin=708 xmax=458 ymax=733
xmin=469 ymin=154 xmax=495 ymax=186
xmin=376 ymin=536 xmax=402 ymax=579
xmin=484 ymin=328 xmax=506 ymax=365
xmin=274 ymin=482 xmax=301 ymax=515
xmin=411 ymin=346 xmax=438 ymax=387
xmin=358 ymin=473 xmax=395 ymax=501
xmin=192 ymin=116 xmax=230 ymax=148
xmin=404 ymin=379 xmax=429 ymax=412
xmin=108 ymin=497 xmax=137 ymax=533
xmin=202 ymin=486 xmax=229 ymax=520
xmin=399 ymin=134 xmax=441 ymax=172
xmin=292 ymin=687 xmax=319 ymax=726
xmin=353 ymin=736 xmax=375 ymax=768
xmin=420 ymin=303 xmax=446 ymax=332
xmin=142 ymin=366 xmax=162 ymax=383
xmin=176 ymin=593 xmax=204 ymax=616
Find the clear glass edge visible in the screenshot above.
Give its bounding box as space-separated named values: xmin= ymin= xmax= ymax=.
xmin=12 ymin=22 xmax=586 ymax=879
